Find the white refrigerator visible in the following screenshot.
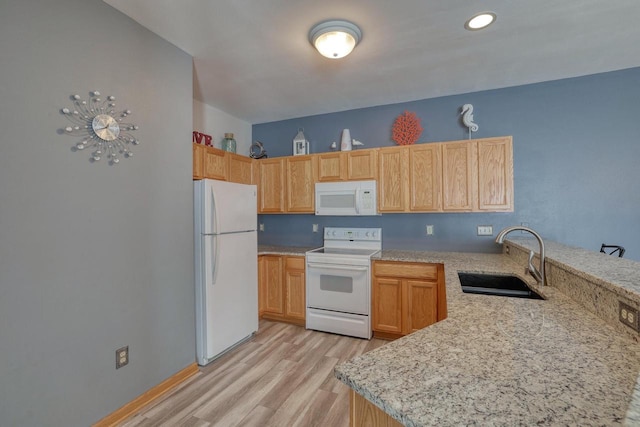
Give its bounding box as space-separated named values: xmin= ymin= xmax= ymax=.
xmin=194 ymin=179 xmax=258 ymax=366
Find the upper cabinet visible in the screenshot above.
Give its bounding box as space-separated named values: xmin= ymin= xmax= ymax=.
xmin=258 ymin=158 xmax=286 ymax=213
xmin=347 ymin=150 xmax=377 ymax=180
xmin=377 ymin=146 xmax=408 ymax=212
xmin=316 ymin=150 xmax=377 ymax=182
xmin=409 ymin=144 xmax=442 ymax=212
xmin=441 ymin=136 xmax=513 ymax=212
xmin=285 ymin=155 xmax=315 ymax=213
xmin=378 ymin=144 xmax=442 ymax=212
xmin=228 ymin=154 xmax=253 ymax=185
xmin=441 ymin=140 xmax=477 ymax=211
xmin=194 ymin=136 xmax=513 ymax=214
xmin=477 ymin=137 xmax=513 ymax=211
xmin=256 ymin=155 xmax=316 ymax=214
xmin=203 ymin=147 xmax=228 ymax=181
xmin=193 ymin=144 xmax=255 ymax=185
xmin=193 ymin=144 xmax=205 ymax=180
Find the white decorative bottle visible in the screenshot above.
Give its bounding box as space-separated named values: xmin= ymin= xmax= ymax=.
xmin=340 ymin=129 xmax=352 ymax=151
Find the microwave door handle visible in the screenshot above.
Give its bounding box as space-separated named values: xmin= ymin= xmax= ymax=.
xmin=307 ymin=263 xmax=368 ymax=271
xmin=355 ymin=189 xmax=361 ymax=214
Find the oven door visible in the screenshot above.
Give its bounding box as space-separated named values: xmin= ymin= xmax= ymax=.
xmin=306 ymin=259 xmax=370 ymax=315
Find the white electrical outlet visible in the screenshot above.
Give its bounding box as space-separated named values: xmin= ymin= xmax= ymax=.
xmin=426 ymin=225 xmax=434 ymax=236
xmin=116 ymin=346 xmax=129 ymax=369
xmin=477 ymin=225 xmax=493 ymax=236
xmin=312 ymin=224 xmax=319 ymax=233
xmin=259 ymin=223 xmax=264 ymax=231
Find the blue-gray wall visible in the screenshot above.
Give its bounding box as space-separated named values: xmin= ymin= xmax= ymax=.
xmin=254 ymin=68 xmax=640 ymax=261
xmin=0 ymin=1 xmax=194 ymax=425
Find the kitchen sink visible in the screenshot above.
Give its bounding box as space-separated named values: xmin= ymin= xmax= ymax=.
xmin=458 ymin=273 xmax=544 ymax=300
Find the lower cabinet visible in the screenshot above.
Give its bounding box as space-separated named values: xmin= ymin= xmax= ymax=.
xmin=258 ymin=255 xmax=305 ymax=326
xmin=350 ymin=390 xmax=402 ymax=427
xmin=372 ymin=261 xmax=446 ymax=340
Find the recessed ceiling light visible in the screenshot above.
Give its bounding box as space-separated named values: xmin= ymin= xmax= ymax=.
xmin=309 ymin=20 xmax=362 ymax=59
xmin=464 ymin=12 xmax=496 ymax=31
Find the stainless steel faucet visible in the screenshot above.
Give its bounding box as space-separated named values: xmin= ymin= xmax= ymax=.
xmin=495 ymin=226 xmax=546 ymax=286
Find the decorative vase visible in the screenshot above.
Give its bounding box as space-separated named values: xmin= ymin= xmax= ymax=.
xmin=340 ymin=129 xmax=352 ymax=151
xmin=221 ymin=133 xmax=237 ymax=153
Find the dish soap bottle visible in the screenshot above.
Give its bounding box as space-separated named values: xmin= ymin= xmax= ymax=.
xmin=221 ymin=133 xmax=237 ymax=153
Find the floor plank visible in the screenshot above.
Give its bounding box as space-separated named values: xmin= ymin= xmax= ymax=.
xmin=119 ymin=320 xmax=386 ymax=426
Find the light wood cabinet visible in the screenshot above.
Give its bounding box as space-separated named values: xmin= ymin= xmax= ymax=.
xmin=284 ymin=256 xmax=306 ymax=321
xmin=379 ymin=145 xmax=444 ymax=213
xmin=193 ymin=143 xmax=205 ymax=180
xmin=441 ymin=141 xmax=477 ymax=211
xmin=350 ymin=390 xmax=402 ymax=427
xmin=193 ymin=144 xmax=256 ymax=186
xmin=477 ymin=136 xmax=513 ymax=211
xmin=228 ymin=154 xmax=253 ymax=185
xmin=408 ymin=143 xmax=442 ymax=211
xmin=258 ymin=255 xmax=305 ymax=326
xmin=377 ymin=146 xmax=408 ymax=212
xmin=203 ymin=146 xmax=228 ymax=181
xmin=258 ymin=158 xmax=286 ymax=213
xmin=316 ymin=149 xmax=377 ymax=182
xmin=372 ymin=261 xmax=446 ymax=340
xmin=194 ymin=136 xmax=513 ymax=213
xmin=317 ymin=152 xmax=346 ymax=182
xmin=258 ymin=255 xmax=284 ymax=316
xmin=347 ymin=150 xmax=377 ymax=180
xmin=285 ymin=155 xmax=315 ymax=213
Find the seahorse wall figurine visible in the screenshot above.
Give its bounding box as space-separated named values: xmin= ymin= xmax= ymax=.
xmin=461 ymin=104 xmax=479 ymax=133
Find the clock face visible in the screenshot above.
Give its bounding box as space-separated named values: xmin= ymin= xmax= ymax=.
xmin=92 ymin=114 xmax=120 ymax=141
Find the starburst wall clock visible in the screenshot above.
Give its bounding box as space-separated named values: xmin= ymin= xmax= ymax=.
xmin=61 ymin=90 xmax=139 ymax=164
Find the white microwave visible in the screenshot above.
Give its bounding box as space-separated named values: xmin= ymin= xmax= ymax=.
xmin=315 ymin=180 xmax=378 ymax=216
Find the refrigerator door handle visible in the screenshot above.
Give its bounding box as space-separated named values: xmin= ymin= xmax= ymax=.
xmin=211 ymin=235 xmax=219 ymax=285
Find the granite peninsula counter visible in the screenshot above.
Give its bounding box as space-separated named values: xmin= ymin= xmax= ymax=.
xmin=334 ymin=244 xmax=640 ymax=426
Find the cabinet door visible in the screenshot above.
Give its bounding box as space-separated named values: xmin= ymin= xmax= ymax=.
xmin=284 ymin=257 xmax=306 ymax=321
xmin=408 ymin=144 xmax=441 ymax=211
xmin=477 ymin=137 xmax=513 ymax=211
xmin=228 ymin=154 xmax=253 ymax=185
xmin=317 ymin=152 xmax=345 ymax=182
xmin=377 ymin=147 xmax=408 ymax=212
xmin=404 ymin=279 xmax=438 ymax=334
xmin=193 ymin=144 xmax=205 ymax=180
xmin=286 ymin=155 xmax=315 ymax=213
xmin=204 ymin=147 xmax=228 ymax=181
xmin=259 ymin=159 xmax=285 ymax=213
xmin=259 ymin=255 xmax=284 ymax=315
xmin=372 ymin=277 xmax=403 ymax=334
xmin=347 ymin=150 xmax=377 ymax=180
xmin=441 ymin=141 xmax=477 ymax=211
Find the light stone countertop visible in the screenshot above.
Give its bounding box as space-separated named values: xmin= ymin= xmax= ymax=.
xmin=258 ymin=245 xmax=313 ymax=256
xmin=506 ymin=237 xmax=640 ymax=302
xmin=257 ymin=242 xmax=640 ymax=425
xmin=335 ymin=247 xmax=640 ymax=426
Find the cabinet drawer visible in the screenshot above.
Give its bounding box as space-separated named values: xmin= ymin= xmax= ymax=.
xmin=373 ymin=261 xmax=438 ymax=280
xmin=285 ymin=256 xmax=305 ymax=270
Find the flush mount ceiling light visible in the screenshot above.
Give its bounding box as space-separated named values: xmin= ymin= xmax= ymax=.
xmin=309 ymin=20 xmax=362 ymax=59
xmin=464 ymin=12 xmax=497 ymax=31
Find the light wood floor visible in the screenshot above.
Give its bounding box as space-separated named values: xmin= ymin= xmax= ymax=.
xmin=120 ymin=320 xmax=387 ymax=427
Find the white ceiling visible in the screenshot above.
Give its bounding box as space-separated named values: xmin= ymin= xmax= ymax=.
xmin=104 ymin=0 xmax=640 ymax=124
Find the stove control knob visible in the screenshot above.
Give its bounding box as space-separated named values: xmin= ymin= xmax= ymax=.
xmin=365 ymin=232 xmax=370 ymax=237
xmin=332 ymin=231 xmax=337 ymax=236
xmin=372 ymin=231 xmax=377 ymax=238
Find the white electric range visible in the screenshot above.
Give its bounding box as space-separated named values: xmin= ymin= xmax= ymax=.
xmin=305 ymin=227 xmax=381 ymax=339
